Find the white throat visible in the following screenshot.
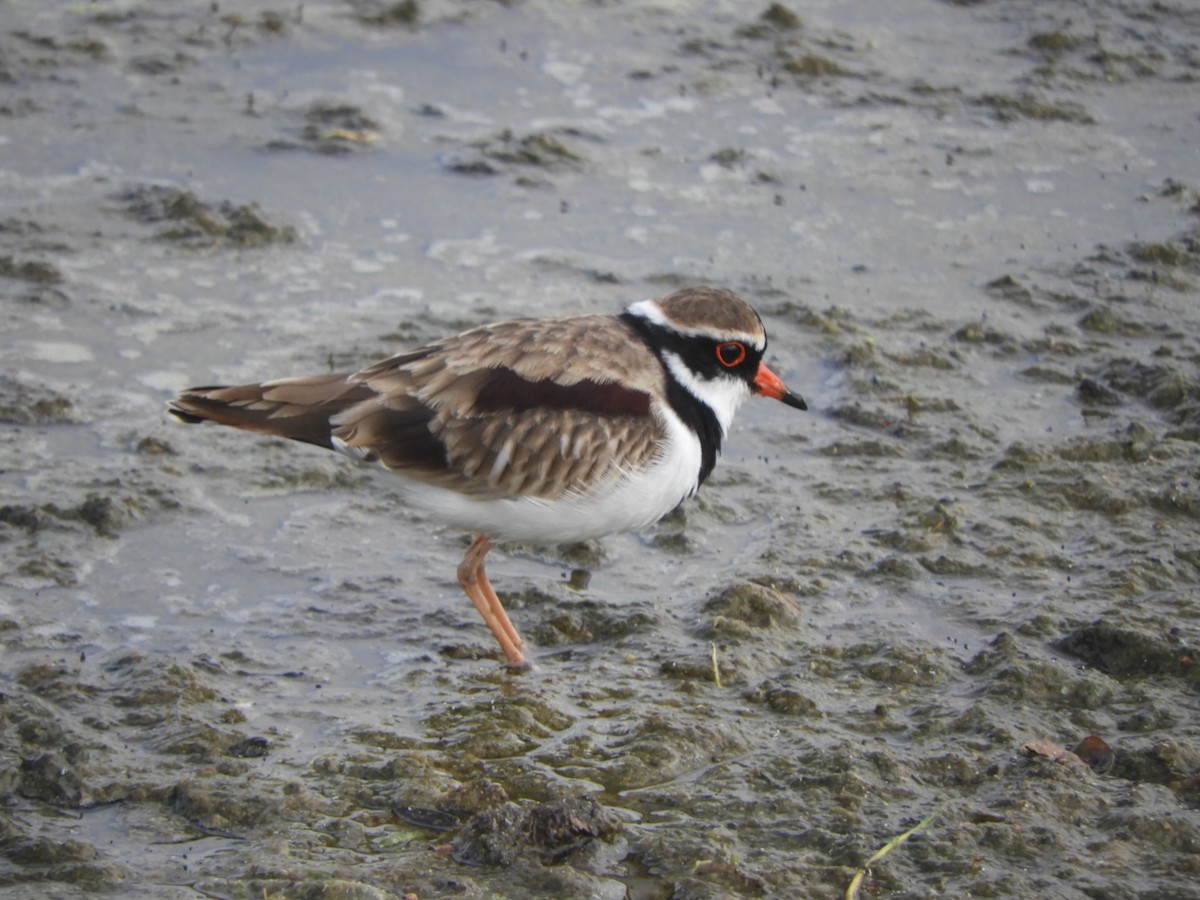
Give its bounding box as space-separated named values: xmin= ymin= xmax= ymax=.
xmin=662 ymin=351 xmax=749 ymax=437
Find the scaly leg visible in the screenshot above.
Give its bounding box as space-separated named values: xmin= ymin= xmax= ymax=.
xmin=477 ymin=560 xmax=526 ymax=657
xmin=457 ymin=535 xmax=528 ymax=668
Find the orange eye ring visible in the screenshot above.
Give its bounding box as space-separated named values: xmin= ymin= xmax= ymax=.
xmin=716 ymin=341 xmax=746 ymax=368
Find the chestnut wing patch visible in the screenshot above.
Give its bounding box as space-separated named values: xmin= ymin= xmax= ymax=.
xmin=472 ymin=366 xmax=652 ymax=418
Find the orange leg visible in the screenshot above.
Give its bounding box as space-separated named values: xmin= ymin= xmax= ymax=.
xmin=457 ymin=535 xmax=528 ymax=668
xmin=477 ymin=560 xmax=526 ymax=657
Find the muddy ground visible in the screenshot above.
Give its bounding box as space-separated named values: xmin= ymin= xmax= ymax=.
xmin=2 ymin=0 xmax=1199 ymax=897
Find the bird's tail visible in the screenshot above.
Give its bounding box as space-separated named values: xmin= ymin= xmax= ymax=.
xmin=168 ymin=375 xmax=373 ymax=451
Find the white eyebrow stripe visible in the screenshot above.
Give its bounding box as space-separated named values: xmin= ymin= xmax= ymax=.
xmin=625 ymin=299 xmax=766 ymax=350
xmin=625 ymin=298 xmax=666 ymax=325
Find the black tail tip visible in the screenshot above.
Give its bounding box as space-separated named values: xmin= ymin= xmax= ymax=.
xmin=166 ymin=402 xmax=206 ymax=424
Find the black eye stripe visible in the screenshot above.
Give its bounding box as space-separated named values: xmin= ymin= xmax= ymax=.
xmin=620 ymin=312 xmax=767 ymax=487
xmin=619 ymin=313 xmax=764 ymax=381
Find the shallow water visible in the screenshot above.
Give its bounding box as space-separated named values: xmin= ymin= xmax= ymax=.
xmin=3 ymin=0 xmax=1199 ymax=897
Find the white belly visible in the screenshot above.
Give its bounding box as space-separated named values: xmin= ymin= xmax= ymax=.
xmin=396 ymin=409 xmax=704 ymax=543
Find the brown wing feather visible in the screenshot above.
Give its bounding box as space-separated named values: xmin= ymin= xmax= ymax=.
xmin=171 ymin=314 xmax=669 ymax=501
xmin=168 ymin=376 xmax=375 ymax=450
xmin=339 ymin=315 xmax=669 ymax=499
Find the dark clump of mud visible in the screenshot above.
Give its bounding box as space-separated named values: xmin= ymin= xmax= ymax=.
xmin=266 ymin=101 xmax=384 ymax=155
xmin=444 ymin=128 xmax=590 ymax=185
xmin=121 ymin=185 xmax=298 ymax=248
xmin=0 ymin=376 xmax=74 ymax=425
xmin=450 ymin=795 xmax=624 ymax=866
xmin=352 ymin=0 xmax=422 ymax=29
xmin=1057 ymin=620 xmax=1200 ymax=683
xmin=0 ymin=255 xmax=62 ymax=285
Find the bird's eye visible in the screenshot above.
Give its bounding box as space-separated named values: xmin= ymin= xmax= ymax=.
xmin=716 ymin=342 xmax=746 ymax=368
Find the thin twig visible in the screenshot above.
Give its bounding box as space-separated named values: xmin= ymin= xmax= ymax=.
xmin=710 ymin=642 xmax=722 ymax=688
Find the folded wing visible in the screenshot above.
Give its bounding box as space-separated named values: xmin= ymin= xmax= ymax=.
xmin=169 ymin=318 xmax=667 ymax=501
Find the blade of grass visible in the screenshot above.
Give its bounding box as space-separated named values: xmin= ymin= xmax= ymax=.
xmin=845 ymin=802 xmax=944 ymax=900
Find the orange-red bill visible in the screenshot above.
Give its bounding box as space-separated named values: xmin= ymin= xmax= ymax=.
xmin=753 ymin=363 xmax=807 ymax=410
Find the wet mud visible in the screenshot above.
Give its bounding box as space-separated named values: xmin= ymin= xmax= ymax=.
xmin=2 ymin=0 xmax=1199 ymax=897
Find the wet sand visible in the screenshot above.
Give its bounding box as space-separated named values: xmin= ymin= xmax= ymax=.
xmin=2 ymin=1 xmax=1199 ymax=897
